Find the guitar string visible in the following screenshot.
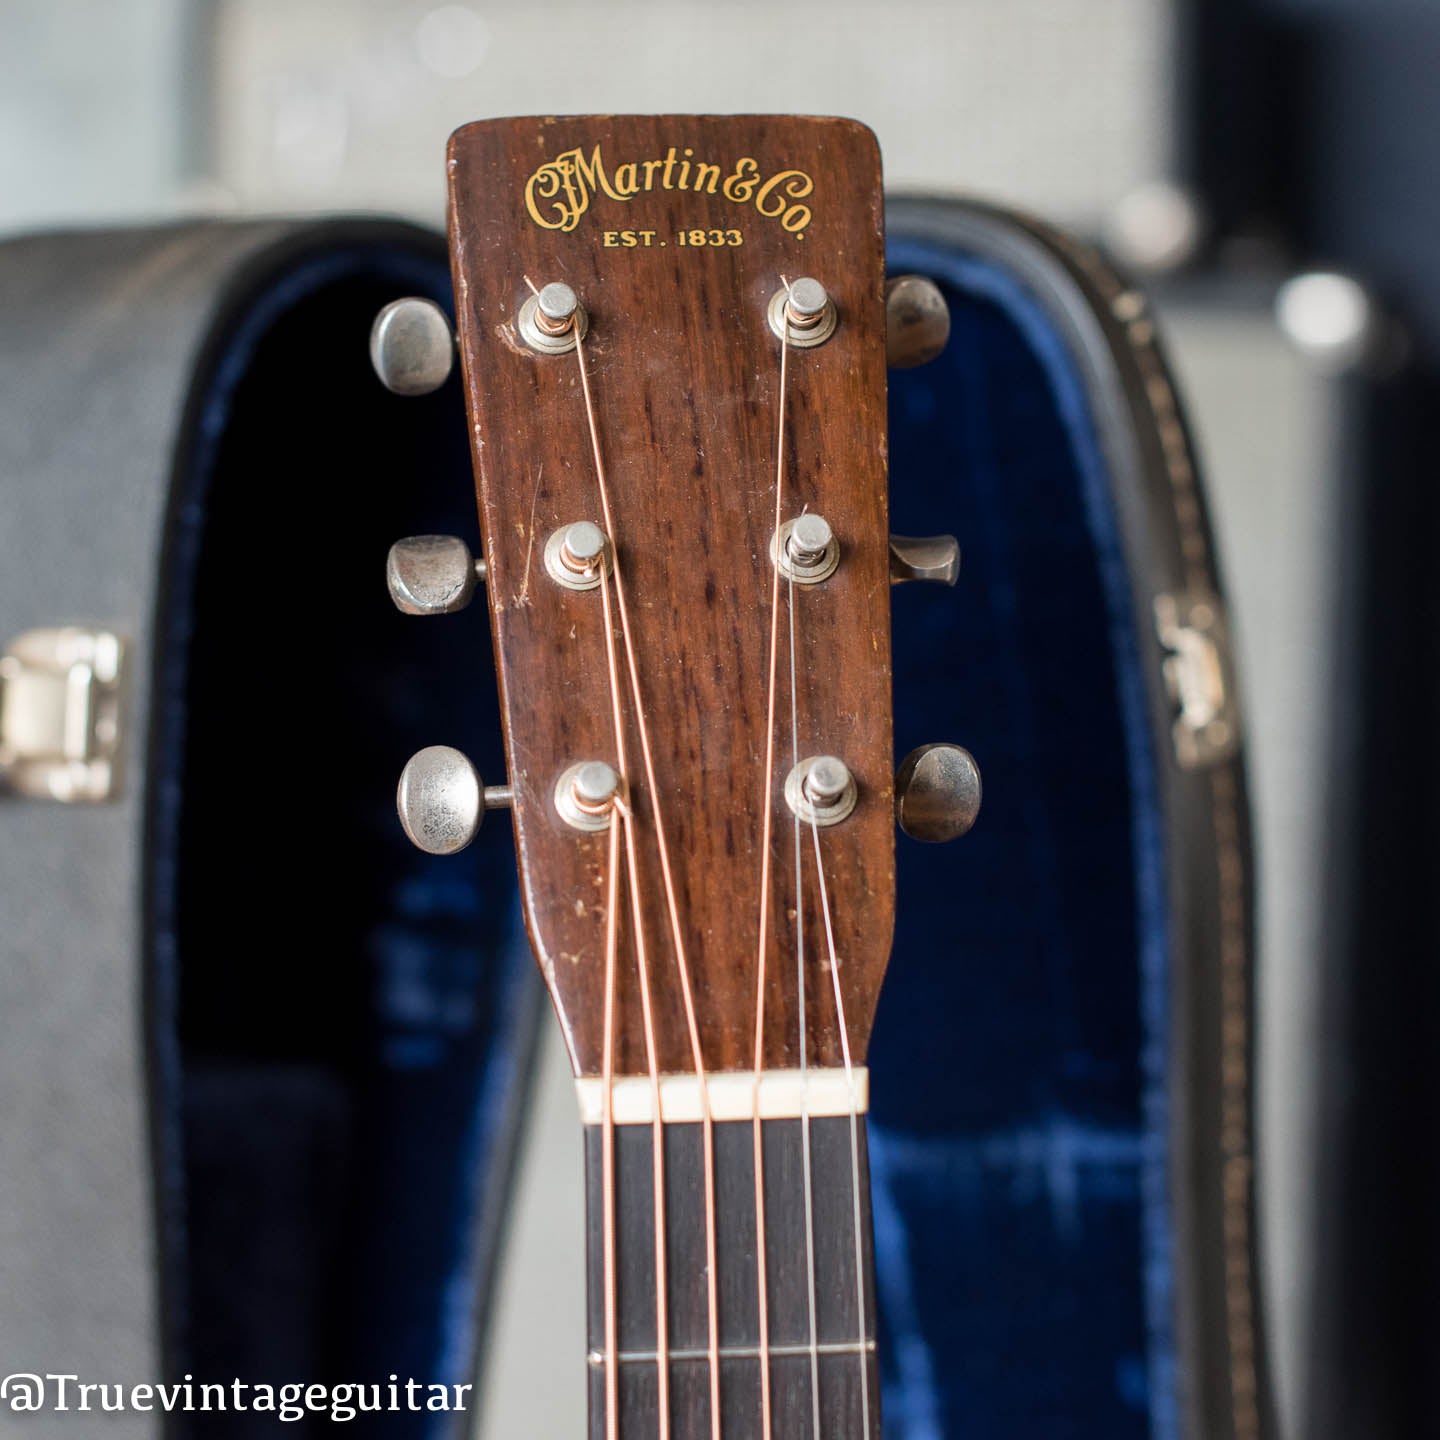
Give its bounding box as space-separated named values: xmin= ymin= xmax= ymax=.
xmin=591 ymin=512 xmax=670 ymax=1436
xmin=525 ymin=271 xmax=632 ymax=1440
xmin=521 ymin=273 xmax=623 ymax=1440
xmin=750 ymin=304 xmax=791 ymax=1440
xmin=571 ymin=317 xmax=724 ymax=1440
xmin=788 ymin=536 xmax=824 ymax=1440
xmin=615 ymin=789 xmax=670 ymax=1440
xmin=551 ymin=275 xmax=848 ymax=1438
xmin=601 ymin=813 xmax=623 ymax=1440
xmin=533 ymin=263 xmax=666 ymax=1435
xmin=810 ymin=817 xmax=873 ymax=1440
xmin=567 ymin=303 xmax=721 ymax=1436
xmin=590 ymin=507 xmax=670 ymax=1437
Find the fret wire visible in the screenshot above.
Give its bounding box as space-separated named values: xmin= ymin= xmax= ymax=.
xmin=590 ymin=1340 xmax=878 ymax=1367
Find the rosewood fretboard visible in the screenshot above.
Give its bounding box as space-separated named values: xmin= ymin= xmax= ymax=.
xmin=585 ymin=1116 xmax=880 ymax=1439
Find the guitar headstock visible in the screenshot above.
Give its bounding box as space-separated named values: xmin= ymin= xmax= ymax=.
xmin=380 ymin=115 xmax=976 ymax=1084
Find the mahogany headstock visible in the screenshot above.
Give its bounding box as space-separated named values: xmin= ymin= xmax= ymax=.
xmin=382 ymin=115 xmax=973 ymax=1083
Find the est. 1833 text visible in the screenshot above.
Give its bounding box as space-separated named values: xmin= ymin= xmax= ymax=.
xmin=602 ymin=229 xmax=746 ymax=248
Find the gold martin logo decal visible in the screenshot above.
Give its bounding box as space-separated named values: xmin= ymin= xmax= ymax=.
xmin=524 ymin=144 xmax=814 ymax=237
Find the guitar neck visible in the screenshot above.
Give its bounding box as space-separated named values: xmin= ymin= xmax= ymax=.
xmin=583 ymin=1088 xmax=880 ymax=1439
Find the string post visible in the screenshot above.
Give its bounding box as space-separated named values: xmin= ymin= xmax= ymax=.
xmin=786 ymin=277 xmax=829 ymax=328
xmin=804 ymin=756 xmax=850 ymax=808
xmin=785 ymin=753 xmax=859 ymax=827
xmin=787 ymin=512 xmax=833 ymax=565
xmin=545 ymin=520 xmax=613 ymax=591
xmin=555 ymin=758 xmax=621 ymax=832
xmin=772 ymin=513 xmax=840 ymax=584
xmin=537 ymin=281 xmax=580 ymax=333
xmin=519 ymin=280 xmax=588 ymax=353
xmin=768 ymin=276 xmax=838 ymax=348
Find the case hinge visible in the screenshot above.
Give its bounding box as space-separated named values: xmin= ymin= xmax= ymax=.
xmin=1154 ymin=592 xmax=1240 ymax=769
xmin=0 ymin=627 xmax=126 ymax=802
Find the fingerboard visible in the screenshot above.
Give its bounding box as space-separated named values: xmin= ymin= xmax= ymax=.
xmin=584 ymin=1113 xmax=880 ymax=1439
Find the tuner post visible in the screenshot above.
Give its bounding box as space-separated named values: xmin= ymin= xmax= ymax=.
xmin=519 ymin=279 xmax=589 ymax=354
xmin=768 ymin=276 xmax=838 ymax=348
xmin=772 ymin=512 xmax=840 ymax=584
xmin=785 ymin=754 xmax=858 ymax=827
xmin=555 ymin=759 xmax=621 ymax=832
xmin=545 ymin=520 xmax=613 ymax=591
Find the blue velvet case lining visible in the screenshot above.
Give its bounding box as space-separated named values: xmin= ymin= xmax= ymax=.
xmin=147 ymin=241 xmax=539 ymax=1437
xmin=147 ymin=230 xmax=1174 ymax=1439
xmin=876 ymin=238 xmax=1172 ymax=1439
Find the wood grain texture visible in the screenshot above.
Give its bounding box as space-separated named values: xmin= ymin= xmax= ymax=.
xmin=447 ymin=116 xmax=895 ymax=1078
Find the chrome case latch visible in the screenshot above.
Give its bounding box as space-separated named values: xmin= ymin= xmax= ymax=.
xmin=0 ymin=627 xmax=126 ymax=802
xmin=1153 ymin=592 xmax=1240 ymax=769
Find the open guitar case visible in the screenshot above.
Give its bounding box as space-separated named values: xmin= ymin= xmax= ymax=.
xmin=0 ymin=202 xmax=1274 ymax=1439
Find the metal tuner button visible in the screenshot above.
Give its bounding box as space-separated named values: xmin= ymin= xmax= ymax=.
xmin=370 ymin=297 xmax=456 ymax=395
xmin=397 ymin=745 xmax=512 ymax=855
xmin=386 ymin=536 xmax=485 ymax=615
xmin=895 ymin=743 xmax=982 ymax=842
xmin=885 ymin=275 xmax=950 ymax=368
xmin=888 ymin=534 xmax=960 ymax=586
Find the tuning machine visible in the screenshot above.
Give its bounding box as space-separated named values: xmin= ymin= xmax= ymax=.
xmin=370 ymin=297 xmax=456 ymax=395
xmin=886 ymin=275 xmax=950 ymax=369
xmin=397 ymin=745 xmax=512 ymax=855
xmin=895 ymin=743 xmax=981 ymax=842
xmin=889 ymin=534 xmax=960 ymax=586
xmin=387 ymin=535 xmax=485 ymax=615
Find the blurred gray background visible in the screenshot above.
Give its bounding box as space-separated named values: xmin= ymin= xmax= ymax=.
xmin=1 ymin=5 xmax=1340 ymax=1438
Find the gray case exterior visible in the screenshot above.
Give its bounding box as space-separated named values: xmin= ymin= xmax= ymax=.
xmin=0 ymin=221 xmax=397 ymax=1430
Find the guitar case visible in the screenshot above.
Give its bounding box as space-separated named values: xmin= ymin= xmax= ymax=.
xmin=0 ymin=219 xmax=542 ymax=1438
xmin=878 ymin=198 xmax=1275 ymax=1440
xmin=0 ymin=203 xmax=1273 ymax=1439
